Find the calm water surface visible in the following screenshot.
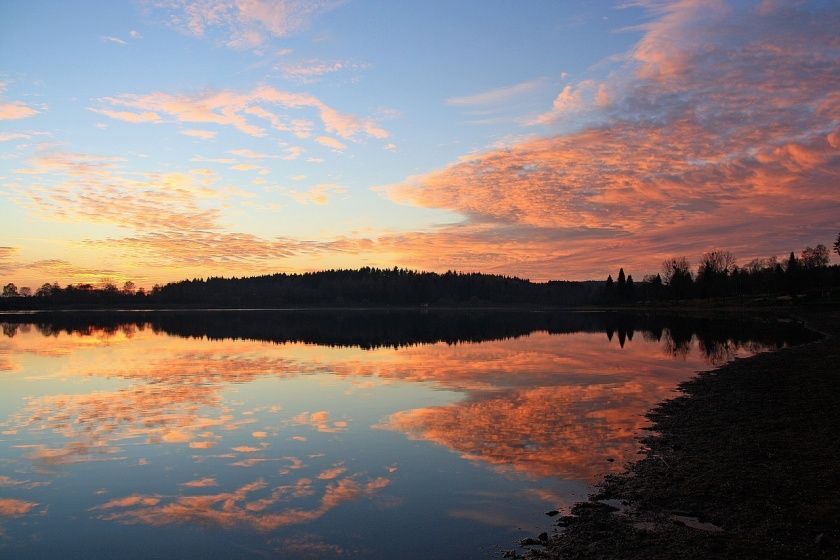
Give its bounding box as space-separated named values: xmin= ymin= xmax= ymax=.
xmin=0 ymin=311 xmax=811 ymax=559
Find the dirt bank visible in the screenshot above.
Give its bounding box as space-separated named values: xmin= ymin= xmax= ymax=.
xmin=509 ymin=308 xmax=840 ymax=559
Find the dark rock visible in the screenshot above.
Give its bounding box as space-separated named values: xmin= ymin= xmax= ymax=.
xmin=545 ymin=510 xmax=560 ymax=517
xmin=538 ymin=532 xmax=548 ymax=541
xmin=519 ymin=538 xmax=545 ymax=546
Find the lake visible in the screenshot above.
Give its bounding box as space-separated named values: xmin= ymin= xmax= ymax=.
xmin=0 ymin=310 xmax=812 ymax=559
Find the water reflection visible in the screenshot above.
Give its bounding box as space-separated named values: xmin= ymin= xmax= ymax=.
xmin=0 ymin=311 xmax=813 ymax=559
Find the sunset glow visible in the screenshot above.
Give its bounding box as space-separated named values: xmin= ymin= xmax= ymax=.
xmin=2 ymin=0 xmax=837 ymax=287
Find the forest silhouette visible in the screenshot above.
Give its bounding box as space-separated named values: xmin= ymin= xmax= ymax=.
xmin=1 ymin=241 xmax=838 ymax=310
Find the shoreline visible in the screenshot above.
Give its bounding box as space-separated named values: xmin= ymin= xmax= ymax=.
xmin=508 ymin=307 xmax=840 ymax=559
xmin=0 ymin=300 xmax=830 ymax=313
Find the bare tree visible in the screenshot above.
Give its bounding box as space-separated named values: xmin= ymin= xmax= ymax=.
xmin=19 ymin=286 xmax=32 ymax=297
xmin=2 ymin=283 xmax=18 ymax=297
xmin=698 ymin=250 xmax=736 ymax=277
xmin=801 ymin=245 xmax=829 ymax=269
xmin=661 ymin=257 xmax=692 ymax=285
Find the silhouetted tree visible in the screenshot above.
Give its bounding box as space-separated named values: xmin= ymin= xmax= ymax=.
xmin=698 ymin=250 xmax=736 ymax=277
xmin=19 ymin=287 xmax=32 ymax=297
xmin=785 ymin=252 xmax=801 ymax=293
xmin=801 ymin=245 xmax=829 ymax=269
xmin=35 ymin=283 xmax=54 ymax=297
xmin=662 ymin=257 xmax=693 ymax=299
xmin=2 ymin=283 xmax=18 ymax=297
xmin=697 ymin=250 xmax=736 ymax=297
xmin=604 ymin=274 xmax=614 ymax=301
xmin=625 ymin=274 xmax=635 ymax=301
xmin=834 ymin=232 xmax=840 ymax=257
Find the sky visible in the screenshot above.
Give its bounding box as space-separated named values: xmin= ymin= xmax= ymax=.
xmin=0 ymin=0 xmax=838 ymax=288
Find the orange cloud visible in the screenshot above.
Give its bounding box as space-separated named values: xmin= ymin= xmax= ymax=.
xmin=96 ymin=495 xmax=162 ymax=509
xmin=314 ymin=135 xmax=345 ymax=150
xmin=316 ymin=465 xmax=346 ymax=480
xmin=0 ymin=102 xmax=39 ymax=120
xmin=377 ymin=1 xmax=840 ymax=279
xmin=291 ymin=410 xmax=348 ymax=433
xmin=99 ymin=475 xmax=389 ymax=532
xmin=88 ymin=108 xmax=161 ymax=123
xmin=86 ymin=231 xmax=339 ymax=268
xmin=11 ymin=152 xmax=226 ymax=233
xmin=0 ymin=498 xmax=39 ymax=517
xmin=182 ymin=477 xmax=218 ymax=488
xmin=93 ymin=85 xmax=387 ymax=142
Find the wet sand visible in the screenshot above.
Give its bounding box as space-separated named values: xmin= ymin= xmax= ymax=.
xmin=509 ymin=307 xmax=840 ymax=559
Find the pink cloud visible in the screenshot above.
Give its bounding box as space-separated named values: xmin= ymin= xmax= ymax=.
xmin=92 ymin=85 xmax=387 ymax=144
xmin=314 ymin=135 xmax=345 ymax=150
xmin=0 ymin=102 xmax=38 ymax=120
xmin=89 ymin=108 xmax=161 ymax=123
xmin=180 ymin=129 xmax=217 ymax=139
xmin=379 ymin=0 xmax=840 ymax=278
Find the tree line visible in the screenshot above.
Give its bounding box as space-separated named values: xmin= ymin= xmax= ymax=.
xmin=601 ymin=241 xmax=838 ymax=303
xmin=1 ymin=235 xmax=838 ymax=309
xmin=0 ymin=268 xmax=600 ymax=308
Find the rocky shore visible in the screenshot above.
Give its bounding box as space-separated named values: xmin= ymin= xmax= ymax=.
xmin=508 ymin=308 xmax=840 ymax=559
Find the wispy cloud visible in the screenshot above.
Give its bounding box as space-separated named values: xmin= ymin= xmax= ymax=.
xmin=0 ymin=131 xmax=48 ymax=142
xmin=11 ymin=152 xmax=229 ymax=232
xmin=0 ymin=82 xmax=41 ymax=121
xmin=180 ymin=129 xmax=217 ymax=140
xmin=91 ymin=85 xmax=388 ymax=146
xmin=89 ymin=108 xmax=161 ymax=123
xmin=0 ymin=102 xmax=39 ymax=121
xmin=446 ymin=78 xmax=545 ymax=107
xmin=279 ymin=59 xmax=368 ymax=83
xmin=101 ymin=35 xmax=129 ymax=46
xmin=155 ymin=0 xmax=343 ymax=49
xmin=228 ymin=148 xmax=277 ymax=159
xmin=287 ymin=183 xmax=346 ymax=205
xmin=314 ymin=136 xmax=345 ymax=151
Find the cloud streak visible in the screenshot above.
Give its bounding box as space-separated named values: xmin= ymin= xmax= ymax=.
xmin=92 ymin=85 xmax=388 ymax=144
xmin=447 ymin=78 xmax=545 ymax=107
